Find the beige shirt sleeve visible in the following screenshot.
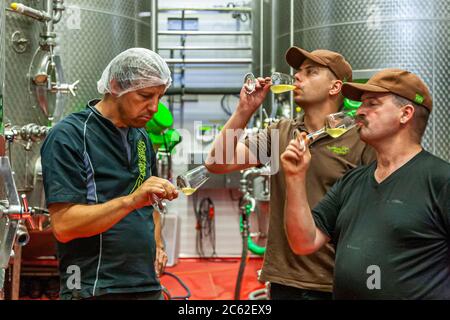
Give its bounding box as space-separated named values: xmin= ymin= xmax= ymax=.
xmin=243 ymin=124 xmax=275 ymax=166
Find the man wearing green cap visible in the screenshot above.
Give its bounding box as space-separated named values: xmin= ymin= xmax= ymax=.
xmin=282 ymin=68 xmax=450 ymax=299
xmin=41 ymin=48 xmax=179 ymax=300
xmin=206 ymin=47 xmax=375 ymax=299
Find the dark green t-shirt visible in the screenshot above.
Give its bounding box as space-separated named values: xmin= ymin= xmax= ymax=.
xmin=313 ymin=150 xmax=450 ymax=299
xmin=41 ymin=100 xmax=160 ymax=300
xmin=244 ymin=117 xmax=375 ymax=291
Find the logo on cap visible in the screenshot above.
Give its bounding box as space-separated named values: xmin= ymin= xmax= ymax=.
xmin=414 ymin=93 xmax=424 ymax=105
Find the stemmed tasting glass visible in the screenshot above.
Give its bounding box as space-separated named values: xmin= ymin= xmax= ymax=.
xmin=151 ymin=165 xmax=210 ymax=214
xmin=243 ymin=72 xmax=296 ymax=95
xmin=294 ymin=111 xmax=357 ymax=151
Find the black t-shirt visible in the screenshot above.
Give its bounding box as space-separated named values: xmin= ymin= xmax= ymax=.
xmin=41 ymin=100 xmax=160 ymax=299
xmin=313 ymin=150 xmax=450 ymax=299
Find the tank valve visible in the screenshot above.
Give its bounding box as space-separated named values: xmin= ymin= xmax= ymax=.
xmin=51 ymin=79 xmax=79 ymax=96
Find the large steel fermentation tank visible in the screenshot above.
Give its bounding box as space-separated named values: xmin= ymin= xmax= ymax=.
xmin=273 ymin=0 xmax=450 ymax=161
xmin=251 ymin=0 xmax=273 ymax=117
xmin=252 ymin=0 xmax=272 ymax=78
xmin=2 ymin=0 xmax=151 ymax=260
xmin=53 ymin=0 xmax=152 ymax=116
xmin=0 ymin=0 xmax=5 ymax=120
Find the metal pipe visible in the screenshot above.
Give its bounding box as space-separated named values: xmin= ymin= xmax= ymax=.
xmin=52 ymin=0 xmax=65 ymax=23
xmin=159 ymin=31 xmax=252 ymax=36
xmin=165 ymin=58 xmax=252 ymax=64
xmin=151 ymin=0 xmax=158 ymax=51
xmin=4 ymin=124 xmax=50 ymax=143
xmin=165 ymin=87 xmax=241 ymax=95
xmin=158 ymin=7 xmax=252 ymax=12
xmin=43 ymin=0 xmax=54 ymax=38
xmin=158 ymin=46 xmax=252 ymax=50
xmin=9 ymin=2 xmax=52 ymax=21
xmin=15 ymin=223 xmax=29 ymax=246
xmin=40 ymin=0 xmax=56 ymax=55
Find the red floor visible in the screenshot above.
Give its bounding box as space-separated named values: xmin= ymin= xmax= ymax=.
xmin=16 ymin=257 xmax=265 ymax=300
xmin=161 ymin=257 xmax=265 ymax=300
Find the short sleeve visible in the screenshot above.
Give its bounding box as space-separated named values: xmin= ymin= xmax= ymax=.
xmin=311 ymin=178 xmax=343 ymax=242
xmin=41 ymin=125 xmax=88 ymax=205
xmin=243 ymin=125 xmax=274 ymax=166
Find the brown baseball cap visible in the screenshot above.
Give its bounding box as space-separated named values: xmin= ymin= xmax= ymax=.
xmin=285 ymin=47 xmax=353 ymax=82
xmin=342 ymin=68 xmax=432 ymax=111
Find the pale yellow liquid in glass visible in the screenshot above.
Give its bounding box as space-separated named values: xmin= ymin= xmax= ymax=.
xmin=270 ymin=84 xmax=296 ymax=94
xmin=181 ymin=187 xmax=197 ymax=196
xmin=326 ymin=128 xmax=348 ymax=138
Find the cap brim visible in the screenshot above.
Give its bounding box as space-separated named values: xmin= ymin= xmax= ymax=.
xmin=342 ymin=83 xmax=390 ymax=101
xmin=285 ymin=47 xmax=328 ymax=70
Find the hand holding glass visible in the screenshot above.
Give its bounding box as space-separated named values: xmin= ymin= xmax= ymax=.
xmin=243 ymin=72 xmax=296 ymax=95
xmin=295 ymin=111 xmax=356 ymax=151
xmin=151 ymin=165 xmax=210 ymax=214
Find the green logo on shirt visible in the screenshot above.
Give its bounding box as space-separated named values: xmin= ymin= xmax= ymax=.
xmin=131 ymin=140 xmax=147 ymax=193
xmin=327 ymin=145 xmax=350 ymax=155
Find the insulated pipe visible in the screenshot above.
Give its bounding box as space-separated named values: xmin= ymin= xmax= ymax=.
xmin=9 ymin=3 xmax=52 ymax=21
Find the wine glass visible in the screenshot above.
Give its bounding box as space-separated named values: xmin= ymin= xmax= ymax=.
xmin=151 ymin=165 xmax=210 ymax=214
xmin=295 ymin=111 xmax=356 ymax=151
xmin=243 ymin=72 xmax=296 ymax=95
xmin=243 ymin=72 xmax=257 ymax=94
xmin=270 ymin=72 xmax=296 ymax=94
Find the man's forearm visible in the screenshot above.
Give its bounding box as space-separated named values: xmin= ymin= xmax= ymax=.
xmin=206 ymin=105 xmax=254 ymax=173
xmin=284 ymin=176 xmax=320 ymax=254
xmin=50 ymin=195 xmax=137 ymax=243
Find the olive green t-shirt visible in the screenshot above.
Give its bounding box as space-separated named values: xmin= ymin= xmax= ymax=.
xmin=245 ymin=116 xmax=376 ymax=292
xmin=313 ymin=150 xmax=450 ymax=299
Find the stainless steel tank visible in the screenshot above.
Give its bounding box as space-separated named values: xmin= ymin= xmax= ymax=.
xmin=274 ymin=0 xmax=450 ymax=161
xmin=53 ymin=0 xmax=151 ymax=116
xmin=252 ymin=0 xmax=272 ymax=77
xmin=252 ymin=0 xmax=274 ymax=121
xmin=3 ymin=0 xmax=151 ymax=203
xmin=0 ymin=0 xmax=5 ymax=127
xmin=1 ymin=1 xmax=152 ymax=286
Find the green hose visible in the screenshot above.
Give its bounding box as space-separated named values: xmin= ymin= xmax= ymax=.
xmin=240 ymin=204 xmax=266 ymax=256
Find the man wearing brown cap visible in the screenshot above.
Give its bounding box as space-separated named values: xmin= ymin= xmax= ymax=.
xmin=206 ymin=47 xmax=374 ymax=299
xmin=282 ymin=69 xmax=450 ymax=299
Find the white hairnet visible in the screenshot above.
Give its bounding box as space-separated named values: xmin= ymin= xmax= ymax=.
xmin=97 ymin=48 xmax=172 ymax=97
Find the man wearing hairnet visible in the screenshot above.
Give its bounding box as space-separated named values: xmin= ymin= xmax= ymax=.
xmin=41 ymin=48 xmax=178 ymax=300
